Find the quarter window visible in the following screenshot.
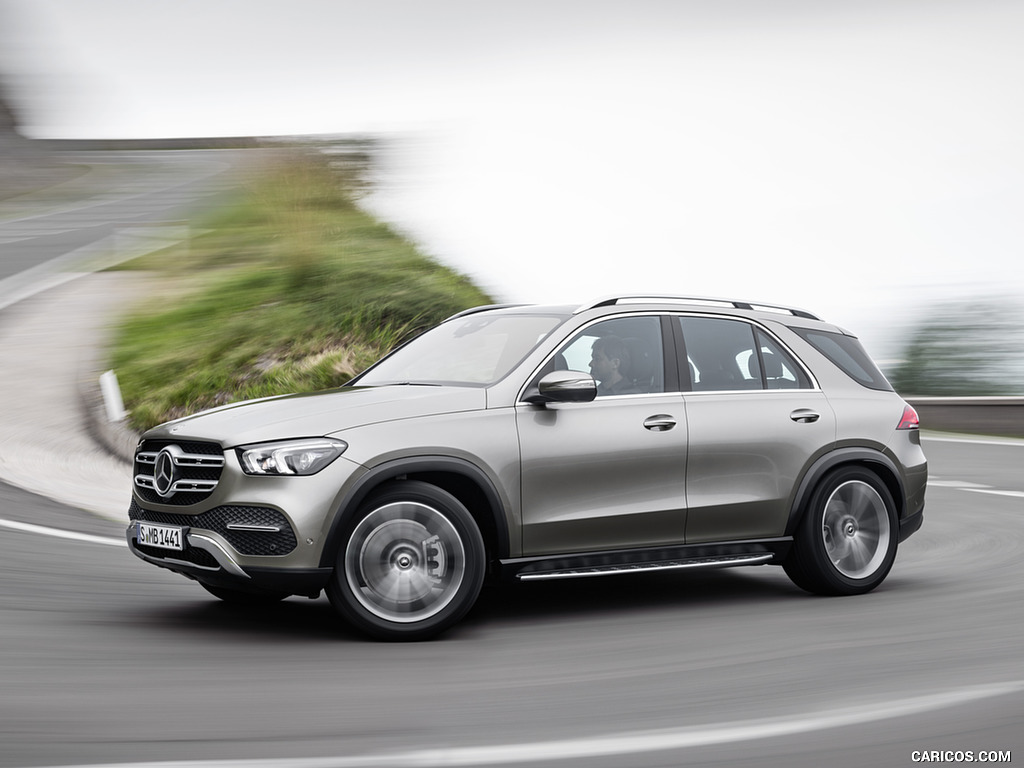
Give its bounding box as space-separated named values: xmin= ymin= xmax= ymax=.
xmin=792 ymin=328 xmax=893 ymax=391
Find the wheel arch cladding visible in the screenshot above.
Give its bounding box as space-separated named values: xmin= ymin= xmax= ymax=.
xmin=319 ymin=456 xmax=509 ymax=568
xmin=786 ymin=448 xmax=906 ymax=536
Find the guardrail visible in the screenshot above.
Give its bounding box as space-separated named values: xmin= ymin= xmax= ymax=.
xmin=907 ymin=397 xmax=1024 ymax=438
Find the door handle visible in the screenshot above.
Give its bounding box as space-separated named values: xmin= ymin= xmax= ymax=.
xmin=790 ymin=409 xmax=820 ymax=424
xmin=644 ymin=415 xmax=677 ymax=432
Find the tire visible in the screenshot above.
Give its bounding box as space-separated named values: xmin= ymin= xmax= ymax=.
xmin=327 ymin=480 xmax=486 ymax=641
xmin=200 ymin=583 xmax=289 ymax=605
xmin=784 ymin=466 xmax=898 ymax=596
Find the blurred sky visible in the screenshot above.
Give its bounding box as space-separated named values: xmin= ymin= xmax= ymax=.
xmin=2 ymin=0 xmax=1023 ymax=357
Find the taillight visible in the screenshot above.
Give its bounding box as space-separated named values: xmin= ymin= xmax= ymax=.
xmin=897 ymin=404 xmax=920 ymax=430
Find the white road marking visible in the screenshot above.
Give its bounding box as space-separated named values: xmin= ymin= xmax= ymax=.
xmin=927 ymin=478 xmax=1023 ymax=498
xmin=922 ymin=434 xmax=1024 ymax=447
xmin=0 ymin=517 xmax=125 ymax=547
xmin=927 ymin=479 xmax=990 ymax=488
xmin=26 ymin=680 xmax=1024 ymax=768
xmin=962 ymin=488 xmax=1024 ymax=499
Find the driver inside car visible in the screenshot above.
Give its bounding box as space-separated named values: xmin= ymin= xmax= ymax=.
xmin=589 ymin=336 xmax=638 ymax=396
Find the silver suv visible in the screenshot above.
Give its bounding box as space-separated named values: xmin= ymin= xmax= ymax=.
xmin=127 ymin=295 xmax=927 ymax=640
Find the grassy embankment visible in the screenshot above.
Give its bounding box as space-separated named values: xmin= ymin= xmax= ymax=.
xmin=110 ymin=153 xmax=493 ymax=432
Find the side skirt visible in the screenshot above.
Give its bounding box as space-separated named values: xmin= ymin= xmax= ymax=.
xmin=500 ymin=538 xmax=793 ymax=582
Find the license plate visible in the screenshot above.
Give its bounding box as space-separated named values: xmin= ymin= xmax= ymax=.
xmin=136 ymin=522 xmax=185 ymax=551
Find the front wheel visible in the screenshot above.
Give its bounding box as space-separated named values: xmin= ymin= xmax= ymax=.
xmin=327 ymin=481 xmax=486 ymax=641
xmin=784 ymin=467 xmax=898 ymax=595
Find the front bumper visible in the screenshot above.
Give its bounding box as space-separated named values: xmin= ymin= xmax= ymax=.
xmin=126 ymin=522 xmax=332 ymax=597
xmin=126 ymin=443 xmax=367 ymax=597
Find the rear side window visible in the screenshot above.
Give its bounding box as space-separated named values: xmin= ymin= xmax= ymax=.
xmin=678 ymin=317 xmax=811 ymax=392
xmin=794 ymin=329 xmax=893 ymax=391
xmin=680 ymin=317 xmax=761 ymax=391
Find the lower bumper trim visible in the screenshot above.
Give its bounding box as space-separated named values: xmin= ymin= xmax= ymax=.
xmin=126 ymin=526 xmax=333 ymax=598
xmin=187 ymin=533 xmax=249 ymax=578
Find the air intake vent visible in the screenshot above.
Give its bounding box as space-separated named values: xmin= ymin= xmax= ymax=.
xmin=130 ymin=500 xmax=297 ymax=556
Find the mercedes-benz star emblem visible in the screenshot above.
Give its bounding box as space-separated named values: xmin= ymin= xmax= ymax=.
xmin=154 ymin=448 xmax=178 ymax=498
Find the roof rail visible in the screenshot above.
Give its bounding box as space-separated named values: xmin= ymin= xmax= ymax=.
xmin=443 ymin=304 xmax=529 ymax=322
xmin=575 ymin=294 xmax=821 ymax=321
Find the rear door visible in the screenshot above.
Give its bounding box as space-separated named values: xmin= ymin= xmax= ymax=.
xmin=678 ymin=315 xmax=836 ymax=542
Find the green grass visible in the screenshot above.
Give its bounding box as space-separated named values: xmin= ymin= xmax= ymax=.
xmin=110 ymin=152 xmax=493 ymax=432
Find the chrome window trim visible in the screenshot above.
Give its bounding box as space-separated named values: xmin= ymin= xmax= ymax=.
xmin=681 ymin=388 xmax=824 ymax=397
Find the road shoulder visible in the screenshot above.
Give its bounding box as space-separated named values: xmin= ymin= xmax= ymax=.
xmin=0 ymin=272 xmax=147 ymax=522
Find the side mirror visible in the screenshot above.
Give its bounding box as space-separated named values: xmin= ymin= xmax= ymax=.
xmin=524 ymin=370 xmax=598 ymax=405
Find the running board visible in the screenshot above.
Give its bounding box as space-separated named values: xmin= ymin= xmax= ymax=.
xmin=516 ymin=553 xmax=774 ymax=581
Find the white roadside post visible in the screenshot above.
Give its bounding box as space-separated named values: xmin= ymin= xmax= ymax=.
xmin=100 ymin=369 xmax=127 ymax=422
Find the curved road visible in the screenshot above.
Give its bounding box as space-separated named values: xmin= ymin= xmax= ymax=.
xmin=1 ymin=150 xmax=239 ymax=267
xmin=1 ymin=437 xmax=1021 ymax=768
xmin=0 ymin=152 xmax=1020 ymax=768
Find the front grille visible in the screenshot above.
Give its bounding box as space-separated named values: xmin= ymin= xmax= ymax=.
xmin=134 ymin=439 xmax=225 ymax=506
xmin=129 ymin=499 xmax=297 ymax=556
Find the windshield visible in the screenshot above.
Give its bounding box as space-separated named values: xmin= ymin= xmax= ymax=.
xmin=353 ymin=314 xmax=564 ymax=387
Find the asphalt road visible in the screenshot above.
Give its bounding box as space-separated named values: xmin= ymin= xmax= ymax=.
xmin=0 ymin=150 xmax=248 ymax=281
xmin=0 ymin=437 xmax=1021 ymax=768
xmin=0 ymin=150 xmax=1020 ymax=767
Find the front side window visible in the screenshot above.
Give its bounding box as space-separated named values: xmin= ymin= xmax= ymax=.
xmin=354 ymin=314 xmax=563 ymax=387
xmin=539 ymin=316 xmax=665 ymax=397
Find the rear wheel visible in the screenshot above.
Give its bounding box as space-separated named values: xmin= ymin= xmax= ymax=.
xmin=327 ymin=481 xmax=486 ymax=641
xmin=784 ymin=467 xmax=898 ymax=595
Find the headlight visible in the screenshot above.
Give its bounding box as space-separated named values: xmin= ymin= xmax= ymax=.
xmin=238 ymin=438 xmax=348 ymax=476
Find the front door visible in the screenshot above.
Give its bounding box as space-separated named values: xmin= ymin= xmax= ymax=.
xmin=516 ymin=315 xmax=689 ymax=555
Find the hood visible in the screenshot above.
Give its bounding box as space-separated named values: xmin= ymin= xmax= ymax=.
xmin=143 ymin=385 xmax=487 ymax=447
